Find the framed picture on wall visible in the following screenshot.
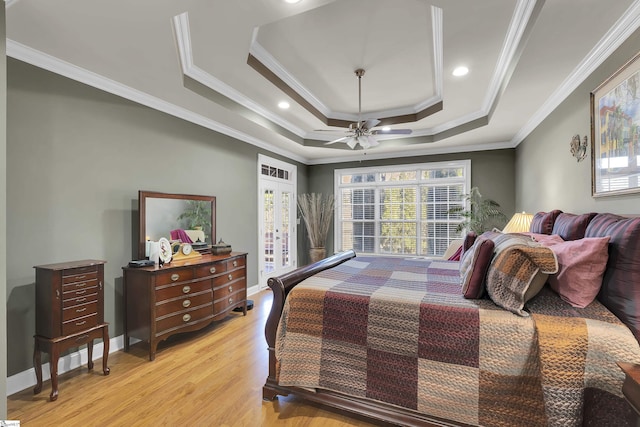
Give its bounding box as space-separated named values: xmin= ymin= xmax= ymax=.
xmin=591 ymin=51 xmax=640 ymax=197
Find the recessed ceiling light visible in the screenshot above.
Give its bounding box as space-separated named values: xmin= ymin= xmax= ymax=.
xmin=452 ymin=66 xmax=469 ymax=77
xmin=284 ymin=0 xmax=301 ymax=3
xmin=381 ymin=126 xmax=391 ymax=132
xmin=278 ymin=101 xmax=290 ymax=109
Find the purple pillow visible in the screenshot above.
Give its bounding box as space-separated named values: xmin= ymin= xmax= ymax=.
xmin=547 ymin=237 xmax=610 ymax=308
xmin=551 ymin=212 xmax=597 ymax=241
xmin=530 ymin=210 xmax=562 ymax=235
xmin=460 ymin=237 xmax=495 ymax=299
xmin=463 ymin=231 xmax=478 ymax=252
xmin=585 ymin=214 xmax=640 ymax=343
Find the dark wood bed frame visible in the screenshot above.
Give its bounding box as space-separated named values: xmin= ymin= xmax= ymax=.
xmin=262 ymin=250 xmax=464 ymax=427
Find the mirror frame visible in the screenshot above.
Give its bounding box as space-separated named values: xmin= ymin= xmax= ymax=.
xmin=138 ymin=190 xmax=217 ymax=259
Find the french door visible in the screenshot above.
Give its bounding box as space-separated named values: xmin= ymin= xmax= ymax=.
xmin=258 ymin=155 xmax=297 ymax=288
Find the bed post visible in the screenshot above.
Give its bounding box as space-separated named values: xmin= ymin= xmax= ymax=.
xmin=262 ymin=250 xmax=357 ymax=400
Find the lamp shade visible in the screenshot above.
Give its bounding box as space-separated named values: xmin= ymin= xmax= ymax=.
xmin=502 ymin=212 xmax=533 ymax=233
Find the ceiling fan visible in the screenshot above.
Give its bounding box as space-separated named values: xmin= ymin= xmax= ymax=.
xmin=323 ymin=68 xmax=412 ymax=149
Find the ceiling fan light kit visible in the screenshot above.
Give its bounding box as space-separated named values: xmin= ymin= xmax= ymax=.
xmin=324 ymin=68 xmax=412 ymax=150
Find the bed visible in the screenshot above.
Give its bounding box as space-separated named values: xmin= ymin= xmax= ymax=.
xmin=263 ymin=212 xmax=640 ymax=426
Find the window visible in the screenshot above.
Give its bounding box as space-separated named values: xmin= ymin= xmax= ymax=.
xmin=335 ymin=160 xmax=470 ymax=257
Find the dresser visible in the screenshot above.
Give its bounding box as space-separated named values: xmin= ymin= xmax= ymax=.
xmin=33 ymin=259 xmax=110 ymax=401
xmin=123 ymin=252 xmax=247 ymax=360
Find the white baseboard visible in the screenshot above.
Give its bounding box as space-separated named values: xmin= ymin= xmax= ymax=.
xmin=8 ymin=283 xmax=264 ymax=397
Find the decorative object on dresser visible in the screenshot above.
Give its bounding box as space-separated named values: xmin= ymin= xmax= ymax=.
xmin=33 ymin=260 xmax=110 ymax=401
xmin=123 ymin=252 xmax=247 ymax=361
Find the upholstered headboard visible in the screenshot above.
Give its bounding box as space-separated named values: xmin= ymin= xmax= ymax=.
xmin=530 ymin=211 xmax=640 ymax=343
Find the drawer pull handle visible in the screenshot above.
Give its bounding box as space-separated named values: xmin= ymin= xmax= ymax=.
xmin=183 ymin=299 xmax=191 ymax=308
xmin=76 ymin=307 xmax=87 ymax=313
xmin=228 ymin=274 xmax=233 ymax=281
xmin=228 ymin=297 xmax=233 ymax=304
xmin=171 ymin=274 xmax=180 ymax=282
xmin=209 ymin=267 xmax=216 ymax=274
xmin=76 ymin=289 xmax=87 ymax=295
xmin=228 ymin=286 xmax=233 ymax=293
xmin=76 ymin=275 xmax=86 ymax=280
xmin=76 ymin=297 xmax=87 ymax=303
xmin=182 ymin=285 xmax=191 ymax=294
xmin=75 ymin=320 xmax=87 ymax=326
xmin=76 ymin=282 xmax=87 ymax=288
xmin=56 ymin=289 xmax=60 ymax=299
xmin=183 ymin=314 xmax=191 ymax=322
xmin=233 ymin=260 xmax=237 ymax=267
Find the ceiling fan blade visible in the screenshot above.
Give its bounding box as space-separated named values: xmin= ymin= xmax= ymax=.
xmin=372 ymin=129 xmax=412 ymax=135
xmin=346 ymin=138 xmax=358 ymax=149
xmin=362 ymin=118 xmax=380 ymax=130
xmin=325 ymin=136 xmax=352 ymax=145
xmin=366 ymin=135 xmax=379 ymax=147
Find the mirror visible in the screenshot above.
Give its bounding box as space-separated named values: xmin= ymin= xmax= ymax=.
xmin=138 ymin=190 xmax=216 ymax=259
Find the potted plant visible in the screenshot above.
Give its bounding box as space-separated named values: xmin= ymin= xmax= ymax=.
xmin=297 ymin=193 xmax=335 ymax=263
xmin=449 ymin=187 xmax=507 ymax=234
xmin=177 ymin=200 xmax=212 ymax=237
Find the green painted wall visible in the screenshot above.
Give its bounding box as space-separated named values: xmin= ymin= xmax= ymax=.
xmin=6 ymin=59 xmax=308 ymax=376
xmin=516 ymin=27 xmax=640 ymax=214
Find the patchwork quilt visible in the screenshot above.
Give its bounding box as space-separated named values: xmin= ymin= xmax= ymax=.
xmin=275 ymin=256 xmax=640 ymax=426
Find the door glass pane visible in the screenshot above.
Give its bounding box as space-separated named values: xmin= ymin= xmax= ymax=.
xmin=281 ymin=191 xmax=291 ymax=268
xmin=263 ymin=189 xmax=274 ymax=274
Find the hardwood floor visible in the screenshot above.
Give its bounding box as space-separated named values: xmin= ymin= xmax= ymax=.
xmin=8 ymin=290 xmax=383 ymax=426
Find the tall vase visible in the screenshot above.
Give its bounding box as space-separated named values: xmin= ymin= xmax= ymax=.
xmin=309 ymin=247 xmax=326 ymax=263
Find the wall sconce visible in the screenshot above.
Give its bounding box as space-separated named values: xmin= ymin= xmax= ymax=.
xmin=570 ymin=134 xmax=588 ymax=162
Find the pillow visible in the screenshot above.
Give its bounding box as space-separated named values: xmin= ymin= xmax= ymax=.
xmin=485 ymin=236 xmax=558 ymax=316
xmin=547 ymin=237 xmax=610 ymax=308
xmin=585 ymin=214 xmax=640 ymax=343
xmin=530 ymin=210 xmax=562 ymax=234
xmin=459 ymin=237 xmax=495 ymax=299
xmin=551 ymin=212 xmax=597 ymax=241
xmin=521 ymin=232 xmax=565 ymax=246
xmin=448 ymin=244 xmax=463 ymax=261
xmin=463 ymin=231 xmax=478 ymax=252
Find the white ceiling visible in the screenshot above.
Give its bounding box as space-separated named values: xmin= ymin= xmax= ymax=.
xmin=6 ymin=0 xmax=640 ymax=164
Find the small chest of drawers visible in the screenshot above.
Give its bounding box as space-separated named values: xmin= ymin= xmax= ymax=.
xmin=33 ymin=259 xmax=110 ymax=401
xmin=123 ymin=252 xmax=247 ymax=361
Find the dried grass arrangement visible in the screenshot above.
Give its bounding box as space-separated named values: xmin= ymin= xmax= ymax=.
xmin=297 ymin=193 xmax=335 ymax=250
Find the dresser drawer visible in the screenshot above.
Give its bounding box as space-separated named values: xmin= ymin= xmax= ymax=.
xmin=62 ymin=301 xmax=98 ymax=322
xmin=62 ymin=277 xmax=98 ymax=294
xmin=155 ymin=268 xmax=194 ymax=286
xmin=212 ymin=269 xmax=245 ymax=287
xmin=214 ymin=288 xmax=246 ymax=314
xmin=155 ymin=279 xmax=211 ymax=302
xmin=62 ymin=290 xmax=98 ymax=308
xmin=195 ymin=262 xmax=226 ymax=278
xmin=62 ymin=313 xmax=98 ymax=336
xmin=155 ymin=290 xmax=212 ymax=318
xmin=62 ymin=267 xmax=98 ymax=284
xmin=227 ymin=257 xmax=245 ymax=270
xmin=155 ymin=304 xmax=213 ymax=336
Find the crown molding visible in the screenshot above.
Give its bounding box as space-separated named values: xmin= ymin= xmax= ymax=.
xmin=307 ymin=140 xmax=514 ymax=166
xmin=6 ymin=38 xmax=309 ymax=164
xmin=173 ymin=13 xmax=307 ymax=138
xmin=510 ymin=0 xmax=640 ymax=147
